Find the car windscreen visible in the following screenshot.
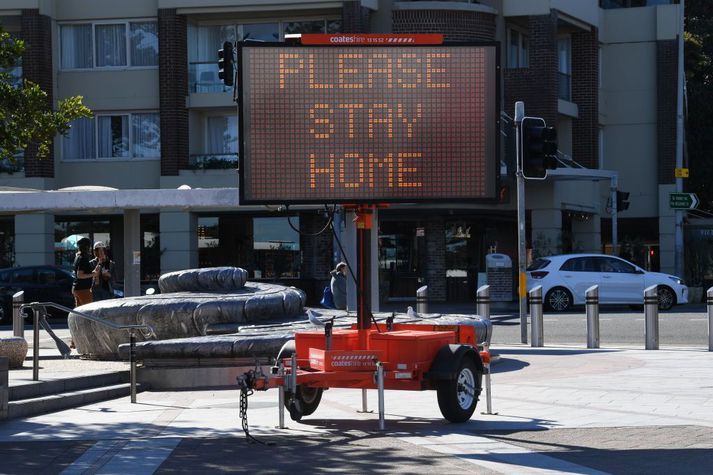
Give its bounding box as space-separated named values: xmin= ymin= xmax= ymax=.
xmin=527 ymin=258 xmax=550 ymax=271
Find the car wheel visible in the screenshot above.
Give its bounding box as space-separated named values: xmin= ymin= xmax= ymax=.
xmin=545 ymin=287 xmax=573 ymax=312
xmin=657 ymin=286 xmax=676 ymax=311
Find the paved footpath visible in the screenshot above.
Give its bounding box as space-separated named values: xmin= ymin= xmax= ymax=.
xmin=2 ymin=345 xmax=713 ymax=474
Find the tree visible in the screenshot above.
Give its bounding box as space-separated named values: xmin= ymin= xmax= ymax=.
xmin=685 ymin=1 xmax=713 ymax=213
xmin=0 ymin=26 xmax=91 ymax=162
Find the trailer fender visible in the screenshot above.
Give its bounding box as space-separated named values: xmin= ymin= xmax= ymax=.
xmin=276 ymin=339 xmax=296 ymax=361
xmin=425 ymin=344 xmax=483 ymax=383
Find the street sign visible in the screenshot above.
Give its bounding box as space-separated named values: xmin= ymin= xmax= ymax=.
xmin=238 ymin=42 xmax=499 ymax=204
xmin=669 ymin=192 xmax=699 ymax=209
xmin=675 ymin=167 xmax=689 ymax=178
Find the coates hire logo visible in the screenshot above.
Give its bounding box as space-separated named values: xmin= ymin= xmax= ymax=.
xmin=300 ymin=34 xmax=444 ymax=45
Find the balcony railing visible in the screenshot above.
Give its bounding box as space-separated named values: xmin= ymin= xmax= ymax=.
xmin=189 ymin=62 xmax=232 ymax=94
xmin=188 ymin=154 xmax=238 ymax=170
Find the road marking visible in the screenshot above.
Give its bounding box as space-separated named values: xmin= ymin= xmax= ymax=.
xmin=60 ymin=438 xmax=181 ymax=475
xmin=400 ymin=432 xmax=610 ymax=475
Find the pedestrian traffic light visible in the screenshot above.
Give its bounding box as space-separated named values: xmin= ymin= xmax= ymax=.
xmin=521 ymin=117 xmax=558 ymax=179
xmin=218 ymin=41 xmax=234 ymax=87
xmin=616 ymin=191 xmax=630 ymax=211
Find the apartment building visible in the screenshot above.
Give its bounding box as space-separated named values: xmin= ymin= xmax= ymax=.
xmin=0 ymin=0 xmax=682 ymax=305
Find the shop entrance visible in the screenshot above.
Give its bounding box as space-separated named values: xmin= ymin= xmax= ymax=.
xmin=378 ymin=220 xmax=425 ymax=302
xmin=446 ymin=221 xmax=484 ymax=302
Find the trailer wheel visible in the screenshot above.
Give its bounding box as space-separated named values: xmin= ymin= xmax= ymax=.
xmin=436 ymin=357 xmax=480 ymax=423
xmin=286 ymin=386 xmax=323 ymax=421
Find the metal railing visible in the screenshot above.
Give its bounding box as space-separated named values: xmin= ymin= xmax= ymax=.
xmin=20 ymin=302 xmax=155 ymax=403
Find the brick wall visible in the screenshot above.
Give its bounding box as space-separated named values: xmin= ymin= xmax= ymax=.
xmin=503 ymin=13 xmax=558 ymax=124
xmin=425 ymin=216 xmax=446 ymax=301
xmin=571 ymin=28 xmax=599 ymax=168
xmin=342 ymin=1 xmax=370 ymax=33
xmin=657 ymin=40 xmax=677 ymax=184
xmin=21 ymin=9 xmax=54 ymax=178
xmin=158 ymin=9 xmax=189 ymax=176
xmin=392 ymin=9 xmax=495 ymax=41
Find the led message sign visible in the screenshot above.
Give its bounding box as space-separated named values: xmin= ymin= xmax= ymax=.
xmin=239 ymin=43 xmax=498 ymax=204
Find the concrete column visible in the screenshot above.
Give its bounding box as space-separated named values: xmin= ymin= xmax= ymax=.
xmin=658 ymin=184 xmax=676 ymax=275
xmin=123 ymin=209 xmax=141 ymax=297
xmin=14 ymin=213 xmax=54 ymax=266
xmin=571 ymin=213 xmax=601 ymax=253
xmin=160 ymin=211 xmax=198 ymax=274
xmin=530 ymin=209 xmax=562 ymax=257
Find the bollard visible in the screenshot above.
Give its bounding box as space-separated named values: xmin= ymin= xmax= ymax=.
xmin=416 ymin=285 xmax=428 ymax=315
xmin=376 ymin=362 xmax=385 ymax=431
xmin=32 ymin=307 xmax=39 ymax=381
xmin=12 ymin=291 xmax=24 ymax=338
xmin=476 ymin=285 xmax=491 ymax=321
xmin=129 ymin=330 xmax=137 ymax=403
xmin=529 ymin=286 xmax=544 ymax=347
xmin=644 ymin=285 xmax=659 ymax=350
xmin=706 ymin=287 xmax=713 ymax=351
xmin=277 ymin=361 xmax=286 ymax=429
xmin=585 ymin=285 xmax=600 ymax=349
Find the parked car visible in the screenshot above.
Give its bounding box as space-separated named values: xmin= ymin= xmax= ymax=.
xmin=0 ymin=266 xmax=75 ymax=322
xmin=526 ymin=254 xmax=688 ymax=312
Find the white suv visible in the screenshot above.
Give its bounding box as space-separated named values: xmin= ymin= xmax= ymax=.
xmin=526 ymin=254 xmax=688 ymax=312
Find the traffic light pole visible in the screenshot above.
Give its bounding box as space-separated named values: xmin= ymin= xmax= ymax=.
xmin=515 ymin=101 xmax=528 ymax=344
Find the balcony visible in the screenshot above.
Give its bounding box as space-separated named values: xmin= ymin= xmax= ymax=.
xmin=188 ymin=154 xmax=238 ymax=170
xmin=189 ymin=62 xmax=231 ymax=94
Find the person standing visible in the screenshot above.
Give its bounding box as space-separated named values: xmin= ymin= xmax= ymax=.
xmin=330 ymin=262 xmax=348 ymax=310
xmin=90 ymin=241 xmax=115 ymax=301
xmin=73 ymin=237 xmax=98 ymax=307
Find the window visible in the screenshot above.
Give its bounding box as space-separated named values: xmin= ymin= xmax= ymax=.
xmin=0 ymin=270 xmax=10 ymax=284
xmin=252 ymin=217 xmax=300 ymax=279
xmin=60 ymin=21 xmax=158 ymax=70
xmin=507 ymin=27 xmax=529 ymax=69
xmin=187 ymin=19 xmax=341 ymax=93
xmin=561 ymin=257 xmax=597 ymax=272
xmin=37 ymin=268 xmax=57 ymax=285
xmin=558 ymin=36 xmax=572 ymax=101
xmin=600 ymin=257 xmax=636 ymax=273
xmin=207 ymin=116 xmax=238 ymax=155
xmin=63 ymin=113 xmax=159 ymax=160
xmin=13 ymin=268 xmax=34 ymax=284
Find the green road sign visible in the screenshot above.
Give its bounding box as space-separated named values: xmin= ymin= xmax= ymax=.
xmin=669 ymin=192 xmax=699 ymax=209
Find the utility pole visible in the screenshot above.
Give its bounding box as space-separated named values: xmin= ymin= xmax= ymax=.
xmin=515 ymin=101 xmax=527 ymax=344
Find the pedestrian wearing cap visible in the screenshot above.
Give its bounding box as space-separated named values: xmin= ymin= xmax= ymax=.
xmin=90 ymin=241 xmax=115 ymax=301
xmin=72 ymin=237 xmax=99 ymax=307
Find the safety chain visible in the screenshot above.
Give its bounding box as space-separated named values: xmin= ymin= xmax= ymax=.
xmin=237 ymin=370 xmax=274 ymax=446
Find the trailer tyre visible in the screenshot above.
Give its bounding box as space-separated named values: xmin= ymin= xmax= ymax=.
xmin=436 ymin=357 xmax=480 ymax=423
xmin=286 ymin=386 xmax=323 ymax=421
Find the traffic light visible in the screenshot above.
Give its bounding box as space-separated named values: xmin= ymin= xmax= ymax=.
xmin=616 ymin=191 xmax=630 ymax=211
xmin=218 ymin=41 xmax=234 ymax=87
xmin=521 ymin=117 xmax=558 ymax=179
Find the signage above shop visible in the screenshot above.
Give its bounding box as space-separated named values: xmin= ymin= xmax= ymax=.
xmin=238 ymin=41 xmax=499 ymax=204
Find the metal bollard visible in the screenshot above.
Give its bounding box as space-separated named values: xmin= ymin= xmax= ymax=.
xmin=529 ymin=286 xmax=544 ymax=347
xmin=476 ymin=285 xmax=490 ymax=321
xmin=585 ymin=285 xmax=600 ymax=349
xmin=129 ymin=330 xmax=137 ymax=403
xmin=644 ymin=285 xmax=659 ymax=350
xmin=416 ymin=285 xmax=428 ymax=315
xmin=706 ymin=287 xmax=713 ymax=351
xmin=376 ymin=362 xmax=385 ymax=431
xmin=12 ymin=291 xmax=24 ymax=338
xmin=32 ymin=307 xmax=39 ymax=381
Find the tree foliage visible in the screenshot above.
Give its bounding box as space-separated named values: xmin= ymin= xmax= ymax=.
xmin=0 ymin=26 xmax=91 ymax=162
xmin=685 ymin=0 xmax=713 ymax=212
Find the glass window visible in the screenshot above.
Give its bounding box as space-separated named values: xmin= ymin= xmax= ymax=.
xmin=283 ymin=20 xmax=325 ymax=36
xmin=13 ymin=268 xmax=34 ymax=284
xmin=527 ymin=258 xmax=550 ymax=271
xmin=207 ymin=116 xmax=238 ymax=154
xmin=0 ymin=270 xmax=10 ymax=283
xmin=507 ymin=27 xmax=529 ymax=69
xmin=61 ymin=24 xmax=93 ymax=69
xmin=0 ymin=218 xmax=14 ymax=268
xmin=95 ymin=24 xmax=127 ymax=67
xmin=37 ymin=268 xmax=57 ymax=285
xmin=253 ymin=217 xmax=300 ymax=279
xmin=98 ymin=115 xmax=129 ymax=158
xmin=62 ymin=117 xmax=96 ymax=160
xmin=242 ymin=23 xmax=279 ymax=41
xmin=560 ymin=257 xmax=597 ymax=272
xmin=130 ymin=22 xmax=158 ymax=66
xmin=558 ymin=36 xmax=572 ymax=101
xmin=132 ymin=113 xmax=161 ymax=157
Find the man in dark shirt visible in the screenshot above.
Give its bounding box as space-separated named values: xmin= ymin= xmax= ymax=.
xmin=90 ymin=241 xmax=114 ymax=301
xmin=73 ymin=237 xmax=98 ymax=307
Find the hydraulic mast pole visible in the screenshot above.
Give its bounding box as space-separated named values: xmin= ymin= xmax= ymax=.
xmin=355 ymin=206 xmax=373 ymax=350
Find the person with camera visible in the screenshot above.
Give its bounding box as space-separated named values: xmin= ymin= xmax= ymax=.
xmin=90 ymin=241 xmax=115 ymax=301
